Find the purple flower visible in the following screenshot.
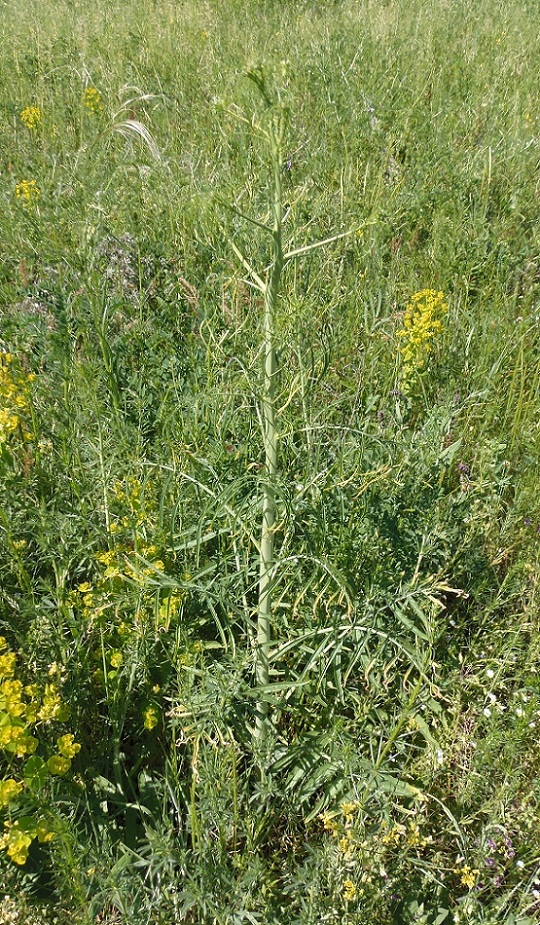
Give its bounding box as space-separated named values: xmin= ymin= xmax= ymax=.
xmin=525 ymin=517 xmax=532 ymax=526
xmin=485 ymin=857 xmax=496 ymax=868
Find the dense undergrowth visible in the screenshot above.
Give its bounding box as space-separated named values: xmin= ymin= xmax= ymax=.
xmin=0 ymin=0 xmax=540 ymax=922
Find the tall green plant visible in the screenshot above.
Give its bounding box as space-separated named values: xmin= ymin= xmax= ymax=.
xmin=231 ymin=71 xmax=356 ymax=757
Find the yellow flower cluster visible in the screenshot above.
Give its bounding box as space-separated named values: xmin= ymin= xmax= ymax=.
xmin=0 ymin=638 xmax=80 ymax=864
xmin=20 ymin=106 xmax=42 ymax=131
xmin=143 ymin=705 xmax=159 ymax=730
xmin=454 ymin=864 xmax=479 ymax=889
xmin=69 ymin=475 xmax=191 ymax=736
xmin=0 ymin=353 xmax=35 ymax=445
xmin=0 ymin=779 xmax=23 ymax=807
xmin=380 ymin=819 xmax=432 ymax=849
xmin=343 ymin=879 xmax=357 ymax=902
xmin=15 ymin=179 xmax=40 ymax=206
xmin=84 ymin=87 xmax=103 ymax=114
xmin=397 ymin=289 xmax=448 ymax=386
xmin=321 ymin=803 xmax=434 ymax=908
xmin=0 ymin=816 xmax=54 ymax=866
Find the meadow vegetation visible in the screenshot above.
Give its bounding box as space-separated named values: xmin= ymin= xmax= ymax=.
xmin=1 ymin=0 xmax=540 ymax=921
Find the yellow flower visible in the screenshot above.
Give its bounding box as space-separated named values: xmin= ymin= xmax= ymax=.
xmin=0 ymin=652 xmax=16 ymax=679
xmin=455 ymin=865 xmax=479 ymax=889
xmin=319 ymin=811 xmax=339 ymax=835
xmin=20 ymin=106 xmax=42 ymax=131
xmin=96 ymin=550 xmax=116 ymax=567
xmin=338 ymin=835 xmax=354 ymax=856
xmin=341 ymin=801 xmax=359 ymax=816
xmin=0 ymin=725 xmax=14 ymax=746
xmin=0 ymin=357 xmax=34 ymax=443
xmin=13 ymin=734 xmax=38 ymax=757
xmin=35 ymin=819 xmax=55 ymax=843
xmin=109 ymin=651 xmax=123 ymax=669
xmin=142 ymin=545 xmax=158 ymax=558
xmin=1 ymin=679 xmax=22 ymax=698
xmin=381 ymin=823 xmax=406 ymax=847
xmin=38 ymin=683 xmax=69 ymax=722
xmin=15 ymin=179 xmax=40 ymax=206
xmin=343 ymin=879 xmax=357 ymax=902
xmin=143 ymin=705 xmax=159 ymax=730
xmin=2 ymin=828 xmax=32 ymax=865
xmin=84 ymin=87 xmax=103 ymax=114
xmin=1 ymin=680 xmax=25 ymax=717
xmin=57 ymin=733 xmax=81 ymax=759
xmin=0 ymin=779 xmax=23 ymax=807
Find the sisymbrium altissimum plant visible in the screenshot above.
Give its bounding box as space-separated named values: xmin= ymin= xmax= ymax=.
xmin=231 ymin=70 xmax=357 ymax=763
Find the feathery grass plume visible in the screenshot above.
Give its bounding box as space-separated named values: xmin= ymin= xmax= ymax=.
xmin=112 ymin=87 xmax=161 ymax=161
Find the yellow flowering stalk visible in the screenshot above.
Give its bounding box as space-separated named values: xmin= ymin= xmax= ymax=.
xmin=20 ymin=106 xmax=42 ymax=131
xmin=15 ymin=179 xmax=40 ymax=207
xmin=0 ymin=641 xmax=79 ymax=864
xmin=0 ymin=353 xmax=35 ymax=445
xmin=397 ymin=289 xmax=448 ymax=389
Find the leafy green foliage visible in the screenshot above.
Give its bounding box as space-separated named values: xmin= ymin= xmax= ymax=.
xmin=0 ymin=0 xmax=540 ymax=922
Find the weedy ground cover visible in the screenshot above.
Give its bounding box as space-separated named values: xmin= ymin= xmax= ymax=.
xmin=0 ymin=0 xmax=540 ymax=922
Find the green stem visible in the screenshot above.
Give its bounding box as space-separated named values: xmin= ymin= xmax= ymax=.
xmin=254 ymin=119 xmax=283 ymax=749
xmin=375 ymin=673 xmax=423 ymax=771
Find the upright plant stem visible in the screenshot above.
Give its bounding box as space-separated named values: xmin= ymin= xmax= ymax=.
xmin=255 ymin=120 xmax=283 ymax=748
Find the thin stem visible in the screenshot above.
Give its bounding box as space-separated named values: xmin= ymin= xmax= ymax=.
xmin=254 ymin=118 xmax=283 ymax=749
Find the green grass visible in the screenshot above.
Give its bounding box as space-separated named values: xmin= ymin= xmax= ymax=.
xmin=0 ymin=0 xmax=540 ymax=922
